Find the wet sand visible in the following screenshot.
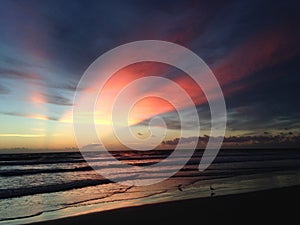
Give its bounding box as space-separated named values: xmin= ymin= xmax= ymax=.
xmin=31 ymin=186 xmax=300 ymax=225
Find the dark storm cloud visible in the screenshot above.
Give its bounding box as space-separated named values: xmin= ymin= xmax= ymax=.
xmin=162 ymin=136 xmax=199 ymax=145
xmin=7 ymin=0 xmax=163 ymax=76
xmin=223 ymin=54 xmax=300 ymax=131
xmin=2 ymin=0 xmax=298 ymax=82
xmin=162 ymin=133 xmax=300 ymax=148
xmin=1 ymin=0 xmax=298 ymax=71
xmin=152 ymin=0 xmax=299 ymax=69
xmin=0 ymin=0 xmax=239 ymax=78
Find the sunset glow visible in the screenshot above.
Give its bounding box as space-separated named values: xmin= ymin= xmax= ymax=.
xmin=0 ymin=0 xmax=299 ymax=151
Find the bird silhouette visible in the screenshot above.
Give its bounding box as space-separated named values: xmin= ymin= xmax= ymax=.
xmin=178 ymin=184 xmax=183 ymax=191
xmin=210 ymin=185 xmax=215 ymax=197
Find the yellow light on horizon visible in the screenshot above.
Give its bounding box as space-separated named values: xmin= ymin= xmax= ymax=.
xmin=0 ymin=134 xmax=45 ymax=137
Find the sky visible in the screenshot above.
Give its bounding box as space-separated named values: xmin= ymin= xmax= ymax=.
xmin=0 ymin=0 xmax=299 ymax=151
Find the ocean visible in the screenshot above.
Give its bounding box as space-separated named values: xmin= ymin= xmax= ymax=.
xmin=1 ymin=149 xmax=300 ymax=224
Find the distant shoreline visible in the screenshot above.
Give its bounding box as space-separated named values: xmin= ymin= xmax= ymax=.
xmin=30 ymin=185 xmax=300 ymax=225
xmin=0 ymin=147 xmax=299 ymax=155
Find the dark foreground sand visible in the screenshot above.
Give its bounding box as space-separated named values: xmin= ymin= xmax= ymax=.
xmin=32 ymin=186 xmax=300 ymax=225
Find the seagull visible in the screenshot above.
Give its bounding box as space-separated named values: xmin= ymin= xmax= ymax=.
xmin=210 ymin=185 xmax=215 ymax=191
xmin=178 ymin=184 xmax=183 ymax=191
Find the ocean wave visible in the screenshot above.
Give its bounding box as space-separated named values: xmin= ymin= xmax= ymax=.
xmin=0 ymin=179 xmax=112 ymax=199
xmin=0 ymin=166 xmax=92 ymax=177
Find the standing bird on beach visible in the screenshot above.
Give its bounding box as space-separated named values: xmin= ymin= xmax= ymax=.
xmin=178 ymin=184 xmax=183 ymax=191
xmin=210 ymin=185 xmax=215 ymax=197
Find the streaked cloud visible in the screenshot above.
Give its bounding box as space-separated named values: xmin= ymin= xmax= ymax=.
xmin=0 ymin=133 xmax=45 ymax=138
xmin=50 ymin=82 xmax=80 ymax=92
xmin=0 ymin=112 xmax=59 ymax=121
xmin=0 ymin=68 xmax=42 ymax=81
xmin=28 ymin=92 xmax=73 ymax=106
xmin=43 ymin=93 xmax=73 ymax=106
